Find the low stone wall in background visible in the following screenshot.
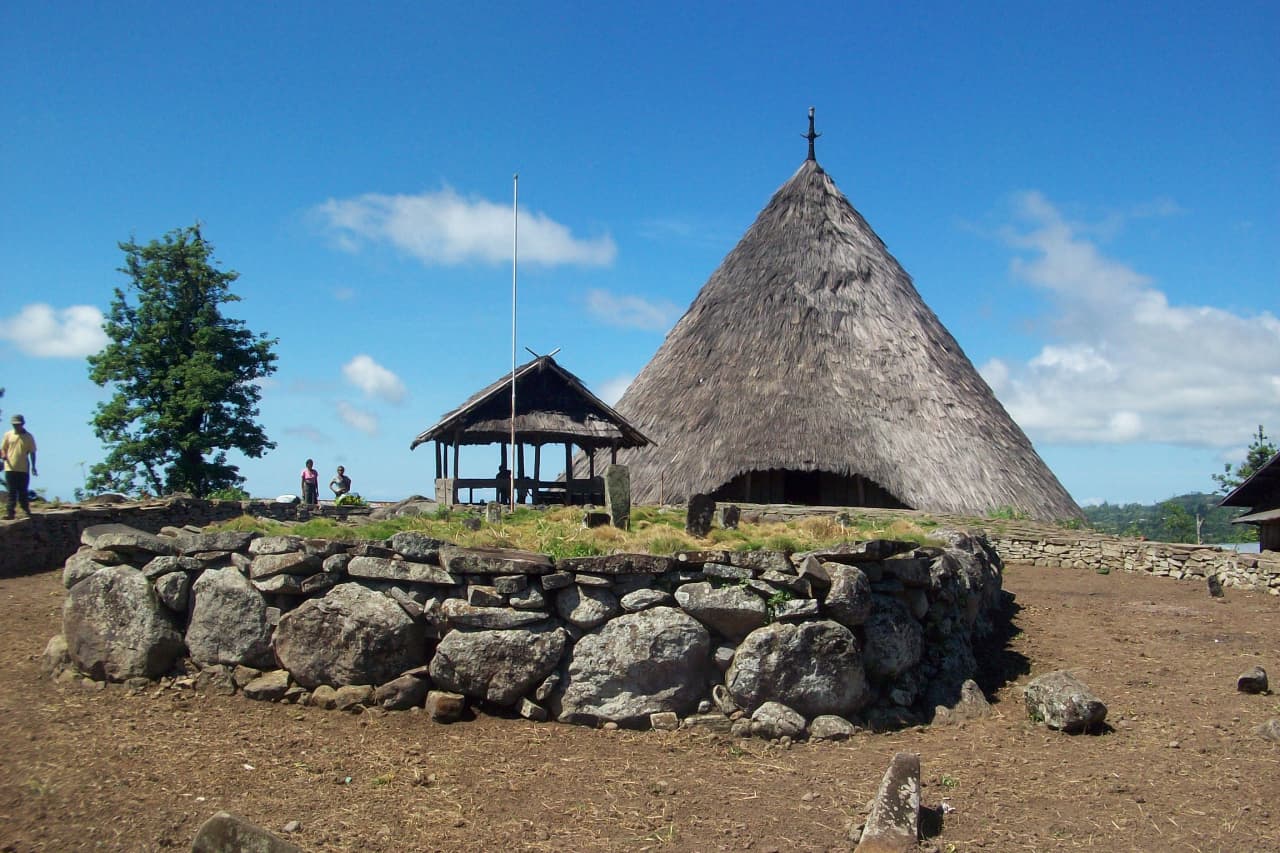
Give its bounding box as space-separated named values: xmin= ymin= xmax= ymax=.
xmin=47 ymin=524 xmax=1006 ymax=736
xmin=985 ymin=528 xmax=1280 ymax=595
xmin=0 ymin=498 xmax=368 ymax=578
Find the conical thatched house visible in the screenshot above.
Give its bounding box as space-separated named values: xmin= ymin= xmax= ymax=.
xmin=603 ymin=134 xmax=1081 ymax=521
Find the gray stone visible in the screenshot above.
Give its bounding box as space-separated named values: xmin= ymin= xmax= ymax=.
xmin=582 ymin=511 xmax=610 ymax=528
xmin=252 ymin=574 xmax=306 ymax=595
xmin=347 ymin=542 xmax=396 ymax=558
xmin=232 ymin=665 xmax=262 ymax=688
xmin=249 ymin=552 xmax=321 ymax=579
xmin=703 ymin=562 xmax=754 ymax=581
xmin=554 ymin=607 xmax=711 ymax=726
xmin=555 ymin=585 xmax=621 ymax=630
xmin=712 ymin=683 xmax=739 ymax=715
xmin=673 ymin=582 xmax=768 ymax=640
xmin=486 ymin=502 xmax=506 ymax=523
xmin=154 ymin=570 xmax=192 ymax=611
xmin=190 ymin=810 xmax=304 ymax=853
xmin=274 ymin=583 xmax=427 ymax=689
xmin=824 ymin=564 xmax=872 ymax=627
xmin=796 ymin=540 xmax=916 ymax=566
xmin=430 ymin=624 xmax=567 ymax=706
xmin=713 ymin=644 xmax=736 ymax=672
xmin=727 ymin=620 xmax=869 ymax=717
xmin=650 ymin=711 xmax=680 ymax=731
xmin=1255 ymin=718 xmax=1280 ymax=742
xmin=248 ymin=535 xmax=304 ymax=556
xmin=322 ymin=553 xmax=351 ymax=575
xmin=685 ymin=493 xmax=715 ymax=537
xmin=855 ymin=752 xmax=920 ymax=853
xmin=141 ymin=555 xmax=203 ymax=579
xmin=346 ymin=555 xmax=458 ymax=585
xmin=40 ymin=634 xmax=71 ymax=677
xmin=535 ymin=671 xmax=560 ymax=703
xmin=796 ymin=555 xmax=831 ymax=587
xmin=309 ymin=685 xmax=338 ymax=709
xmin=390 ymin=531 xmax=446 ymax=562
xmin=772 ymin=598 xmax=819 ymax=621
xmin=881 ymin=557 xmax=932 ymax=588
xmin=62 ymin=565 xmax=184 ymax=682
xmin=81 ymin=525 xmax=177 ymax=558
xmin=301 ymin=538 xmax=344 ymax=559
xmin=62 ymin=550 xmax=111 ymax=589
xmin=333 ymin=684 xmax=373 ymax=711
xmin=243 ymin=670 xmax=291 ymax=702
xmin=673 ymin=549 xmax=731 ymax=567
xmin=519 ymin=698 xmax=549 ymax=722
xmin=425 ymin=690 xmax=466 ymax=723
xmin=440 ymin=545 xmax=553 ymax=575
xmin=556 ymin=554 xmax=673 ymax=575
xmin=1024 ymin=670 xmax=1108 ymax=733
xmin=507 ymin=585 xmax=547 ymax=610
xmin=681 ymin=713 xmax=734 ymax=733
xmin=541 ymin=571 xmax=574 ymax=590
xmin=932 ymin=679 xmax=992 ymax=725
xmin=727 ymin=550 xmax=793 ymax=573
xmin=603 ymin=463 xmax=631 ymax=529
xmin=760 ymin=571 xmax=812 ymax=596
xmin=620 ymin=588 xmax=674 ymax=612
xmin=374 ymin=674 xmax=431 ymax=710
xmin=1237 ymin=666 xmax=1269 ymax=694
xmin=862 ymin=596 xmax=923 ymax=680
xmin=186 ymin=567 xmax=274 ymax=669
xmin=176 ymin=530 xmax=258 ymax=554
xmin=494 ymin=575 xmax=527 ymax=595
xmin=193 ymin=665 xmax=236 ymax=696
xmin=439 ymin=599 xmax=549 ymax=630
xmin=466 ymin=585 xmax=506 ymax=607
xmin=572 ymin=573 xmax=614 ymax=588
xmin=301 ymin=573 xmax=339 ymax=595
xmin=716 ymin=504 xmax=740 ymax=530
xmin=809 ymin=715 xmax=857 ymax=741
xmin=750 ymin=701 xmax=806 ymax=740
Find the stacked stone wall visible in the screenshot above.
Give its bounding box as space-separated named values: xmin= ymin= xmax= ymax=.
xmin=49 ymin=524 xmax=1006 ymax=736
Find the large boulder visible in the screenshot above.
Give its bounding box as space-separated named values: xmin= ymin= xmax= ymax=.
xmin=1024 ymin=670 xmax=1107 ymax=734
xmin=673 ymin=582 xmax=768 ymax=640
xmin=274 ymin=583 xmax=427 ymax=688
xmin=823 ymin=564 xmax=872 ymax=627
xmin=186 ymin=567 xmax=274 ymax=668
xmin=429 ymin=623 xmax=567 ymax=706
xmin=862 ymin=596 xmax=924 ymax=680
xmin=726 ymin=620 xmax=869 ymax=717
xmin=62 ymin=565 xmax=185 ymax=681
xmin=554 ymin=584 xmax=621 ymax=630
xmin=555 ymin=606 xmax=711 ymax=725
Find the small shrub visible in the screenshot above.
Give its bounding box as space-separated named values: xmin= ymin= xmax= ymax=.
xmin=208 ymin=486 xmax=250 ymax=501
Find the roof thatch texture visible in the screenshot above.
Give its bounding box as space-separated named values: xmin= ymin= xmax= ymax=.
xmin=605 ymin=159 xmax=1082 ymax=520
xmin=410 ymin=355 xmax=650 ymax=450
xmin=1220 ymin=450 xmax=1280 ymax=512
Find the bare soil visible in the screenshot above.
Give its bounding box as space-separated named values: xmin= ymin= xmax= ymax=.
xmin=1 ymin=563 xmax=1278 ymax=852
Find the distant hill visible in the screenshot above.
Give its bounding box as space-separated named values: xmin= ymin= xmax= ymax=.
xmin=1083 ymin=492 xmax=1254 ymax=544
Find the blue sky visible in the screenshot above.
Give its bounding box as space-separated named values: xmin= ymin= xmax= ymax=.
xmin=1 ymin=1 xmax=1276 ymax=507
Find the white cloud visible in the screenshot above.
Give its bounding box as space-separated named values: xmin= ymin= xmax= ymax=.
xmin=586 ymin=290 xmax=680 ymax=331
xmin=336 ymin=401 xmax=378 ymax=435
xmin=284 ymin=425 xmax=329 ymax=444
xmin=314 ymin=187 xmax=616 ymax=267
xmin=596 ymin=374 xmax=634 ymax=405
xmin=990 ymin=193 xmax=1280 ymax=448
xmin=0 ymin=303 xmax=108 ymax=357
xmin=342 ymin=354 xmax=406 ymax=403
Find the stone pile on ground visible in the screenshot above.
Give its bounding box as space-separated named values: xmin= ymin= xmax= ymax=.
xmin=48 ymin=521 xmax=1006 ymax=737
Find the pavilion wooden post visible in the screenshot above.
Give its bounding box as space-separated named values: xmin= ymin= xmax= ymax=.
xmin=564 ymin=442 xmax=574 ymax=503
xmin=533 ymin=445 xmax=541 ymax=501
xmin=453 ymin=438 xmax=461 ymax=480
xmin=434 ymin=442 xmax=442 ymax=479
xmin=610 ymin=446 xmax=618 ymax=464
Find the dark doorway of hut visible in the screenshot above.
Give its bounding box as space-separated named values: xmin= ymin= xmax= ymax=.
xmin=710 ymin=468 xmax=910 ymax=509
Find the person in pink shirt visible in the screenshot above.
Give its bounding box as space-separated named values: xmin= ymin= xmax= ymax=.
xmin=300 ymin=458 xmax=319 ymax=505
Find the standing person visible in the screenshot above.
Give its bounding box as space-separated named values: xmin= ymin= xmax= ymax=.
xmin=2 ymin=414 xmax=38 ymax=520
xmin=300 ymin=458 xmax=319 ymax=505
xmin=329 ymin=465 xmax=351 ymax=499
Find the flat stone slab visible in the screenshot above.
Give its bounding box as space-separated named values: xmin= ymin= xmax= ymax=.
xmin=439 ymin=599 xmax=550 ymax=629
xmin=249 ymin=552 xmax=321 ymax=579
xmin=190 ymin=810 xmax=304 ymax=853
xmin=855 ymin=752 xmax=920 ymax=853
xmin=795 ymin=540 xmax=916 ymax=565
xmin=555 ymin=554 xmax=673 ymax=575
xmin=346 ymin=556 xmax=459 ymax=585
xmin=440 ymin=545 xmax=553 ymax=575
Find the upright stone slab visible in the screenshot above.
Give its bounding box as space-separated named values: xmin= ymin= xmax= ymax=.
xmin=603 ymin=464 xmax=631 ymax=530
xmin=686 ymin=493 xmax=715 ymax=537
xmin=186 ymin=567 xmax=274 ymax=669
xmin=190 ymin=811 xmax=304 ymax=853
xmin=855 ymin=752 xmax=921 ymax=853
xmin=62 ymin=565 xmax=185 ymax=681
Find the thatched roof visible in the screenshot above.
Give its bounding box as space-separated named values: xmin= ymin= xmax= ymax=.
xmin=1220 ymin=450 xmax=1280 ymax=513
xmin=605 ymin=158 xmax=1082 ymax=520
xmin=410 ymin=355 xmax=651 ymax=450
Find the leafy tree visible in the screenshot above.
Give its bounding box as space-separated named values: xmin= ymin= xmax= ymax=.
xmin=86 ymin=225 xmax=278 ymax=498
xmin=1212 ymin=425 xmax=1277 ymax=494
xmin=1157 ymin=500 xmax=1197 ymax=543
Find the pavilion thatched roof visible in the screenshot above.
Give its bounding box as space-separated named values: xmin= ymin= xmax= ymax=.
xmin=1220 ymin=450 xmax=1280 ymax=513
xmin=604 ymin=157 xmax=1082 ymax=520
xmin=410 ymin=355 xmax=650 ymax=450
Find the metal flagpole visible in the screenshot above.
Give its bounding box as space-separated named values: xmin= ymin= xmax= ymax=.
xmin=510 ymin=174 xmax=518 ymax=511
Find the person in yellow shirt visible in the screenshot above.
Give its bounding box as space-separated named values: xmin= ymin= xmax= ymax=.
xmin=2 ymin=414 xmax=38 ymax=520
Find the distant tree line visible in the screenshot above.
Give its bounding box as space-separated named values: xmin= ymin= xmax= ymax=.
xmin=1083 ymin=494 xmax=1252 ymax=544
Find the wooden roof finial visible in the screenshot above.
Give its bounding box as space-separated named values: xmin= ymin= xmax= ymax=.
xmin=803 ymin=107 xmax=821 ymax=161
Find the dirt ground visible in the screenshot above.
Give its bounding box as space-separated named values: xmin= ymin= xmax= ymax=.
xmin=1 ymin=562 xmax=1278 ymax=853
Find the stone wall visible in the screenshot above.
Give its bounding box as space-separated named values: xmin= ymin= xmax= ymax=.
xmin=0 ymin=499 xmax=368 ymax=579
xmin=985 ymin=527 xmax=1280 ymax=595
xmin=48 ymin=524 xmax=1006 ymax=736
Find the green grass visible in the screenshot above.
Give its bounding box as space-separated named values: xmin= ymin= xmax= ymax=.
xmin=209 ymin=503 xmax=944 ymax=555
